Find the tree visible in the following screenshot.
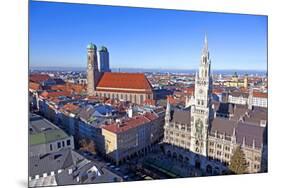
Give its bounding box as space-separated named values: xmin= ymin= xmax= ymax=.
xmin=229 ymin=146 xmax=248 ymax=174
xmin=79 ymin=138 xmax=96 ymax=154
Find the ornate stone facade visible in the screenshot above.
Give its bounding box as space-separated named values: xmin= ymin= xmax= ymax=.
xmin=163 ymin=36 xmax=267 ymax=175
xmin=190 ymin=35 xmax=213 ymax=157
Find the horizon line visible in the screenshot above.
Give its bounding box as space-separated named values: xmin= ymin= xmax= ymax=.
xmin=29 ymin=66 xmax=267 ymax=72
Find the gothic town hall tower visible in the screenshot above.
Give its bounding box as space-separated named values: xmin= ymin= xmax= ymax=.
xmin=190 ymin=35 xmax=213 ymax=156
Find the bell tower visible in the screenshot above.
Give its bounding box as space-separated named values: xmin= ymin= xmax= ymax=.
xmin=87 ymin=43 xmax=99 ymax=96
xmin=190 ymin=35 xmax=213 ymax=156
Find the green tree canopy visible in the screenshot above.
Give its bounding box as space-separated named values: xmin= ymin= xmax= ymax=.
xmin=229 ymin=146 xmax=248 ymax=174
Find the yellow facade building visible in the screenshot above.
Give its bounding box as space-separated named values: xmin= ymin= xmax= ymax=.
xmin=101 ymin=113 xmax=163 ymax=165
xmin=224 ymin=72 xmax=248 ymax=88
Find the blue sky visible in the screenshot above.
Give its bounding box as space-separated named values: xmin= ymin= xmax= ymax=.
xmin=29 ymin=1 xmax=267 ymax=70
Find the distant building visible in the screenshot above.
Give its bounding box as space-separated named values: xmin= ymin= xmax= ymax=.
xmin=29 ymin=73 xmax=56 ymax=87
xmin=29 ymin=114 xmax=74 ymax=157
xmin=98 ymin=46 xmax=110 ymax=72
xmin=86 ymin=43 xmax=154 ymax=104
xmin=224 ymin=72 xmax=248 ymax=88
xmin=251 ymin=91 xmax=267 ymax=108
xmin=227 ymin=90 xmax=267 ymax=108
xmin=228 ymin=92 xmax=249 ymax=105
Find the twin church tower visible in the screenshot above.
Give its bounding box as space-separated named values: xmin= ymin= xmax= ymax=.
xmin=86 ymin=43 xmax=154 ymax=104
xmin=86 ymin=43 xmax=110 ymax=96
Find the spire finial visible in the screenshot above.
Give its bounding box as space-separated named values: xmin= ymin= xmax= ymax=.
xmin=166 ymin=96 xmax=171 ymax=112
xmin=204 ymin=33 xmax=208 ymax=49
xmin=232 ymin=127 xmax=236 ymax=137
xmin=165 ymin=97 xmax=171 ymax=122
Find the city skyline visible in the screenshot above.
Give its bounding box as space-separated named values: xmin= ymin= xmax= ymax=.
xmin=29 ymin=1 xmax=267 ymax=70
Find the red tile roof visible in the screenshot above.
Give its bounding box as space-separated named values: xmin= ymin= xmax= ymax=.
xmin=96 ymin=89 xmax=152 ymax=94
xmin=51 ymin=83 xmax=86 ymax=93
xmin=183 ymin=87 xmax=195 ymax=95
xmin=97 ymin=72 xmax=153 ymax=92
xmin=253 ymin=92 xmax=267 ymax=98
xmin=143 ymin=99 xmax=156 ymax=106
xmin=213 ymin=88 xmax=224 ymax=94
xmin=143 ymin=112 xmax=158 ymax=121
xmin=167 ymin=95 xmax=177 ymax=105
xmin=62 ymin=103 xmax=79 ymax=113
xmin=102 ymin=113 xmax=157 ymax=134
xmin=40 ymin=91 xmax=71 ymax=99
xmin=29 ymin=82 xmax=41 ymax=91
xmin=29 ymin=74 xmax=50 ymax=83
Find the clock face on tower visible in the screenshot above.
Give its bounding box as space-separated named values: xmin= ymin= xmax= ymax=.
xmin=199 ymin=89 xmax=203 ymax=94
xmin=195 ymin=118 xmax=203 ymax=135
xmin=88 ymin=63 xmax=92 ymax=69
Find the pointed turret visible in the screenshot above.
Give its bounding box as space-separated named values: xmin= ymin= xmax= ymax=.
xmin=165 ymin=99 xmax=171 ymax=123
xmin=252 ymin=139 xmax=256 ymax=149
xmin=231 ymin=127 xmax=237 ymax=144
xmin=242 ymin=137 xmax=246 ymax=147
xmin=204 ymin=33 xmax=208 ymax=51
